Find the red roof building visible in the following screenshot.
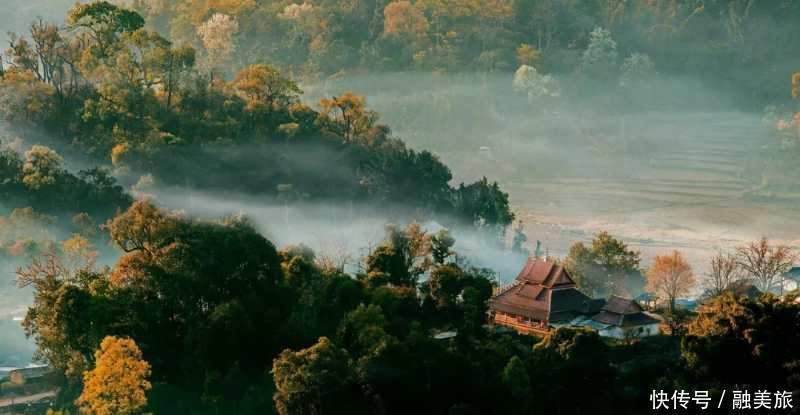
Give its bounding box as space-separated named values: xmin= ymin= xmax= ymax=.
xmin=489 ymin=258 xmax=602 ymax=335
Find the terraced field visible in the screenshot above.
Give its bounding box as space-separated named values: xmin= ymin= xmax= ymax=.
xmin=316 ymin=75 xmax=799 ymax=274
xmin=491 ymin=112 xmax=799 ymax=271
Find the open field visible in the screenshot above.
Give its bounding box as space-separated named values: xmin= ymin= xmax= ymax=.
xmin=316 ymin=74 xmax=800 ymax=274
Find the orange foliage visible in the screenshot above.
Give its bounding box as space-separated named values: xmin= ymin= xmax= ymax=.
xmin=384 ymin=1 xmax=429 ymax=38
xmin=77 ymin=336 xmax=151 ymax=415
xmin=646 ymin=250 xmax=695 ymax=312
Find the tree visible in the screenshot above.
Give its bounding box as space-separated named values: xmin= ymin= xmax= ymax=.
xmin=452 ymin=178 xmax=514 ymax=240
xmin=512 ymin=65 xmax=560 ymax=101
xmin=232 ymin=64 xmax=302 ymax=112
xmin=319 ymin=92 xmax=378 ymax=141
xmin=0 ymin=69 xmax=55 ymax=122
xmin=704 ymin=251 xmax=743 ymax=297
xmin=22 ymin=145 xmax=64 ymax=190
xmin=336 ymin=304 xmax=392 ymax=358
xmin=197 ymin=13 xmax=239 ymax=76
xmin=501 ymin=356 xmax=530 ymax=414
xmin=684 ymin=294 xmax=800 ymax=388
xmin=564 ymin=231 xmax=642 ymax=297
xmin=77 ymin=336 xmax=152 ymax=415
xmin=646 ymin=250 xmax=695 ymax=313
xmin=531 ymin=328 xmax=614 ymax=414
xmin=430 ymin=229 xmax=455 ymax=264
xmin=580 ymin=27 xmax=618 ymax=80
xmin=735 ymin=237 xmax=796 ymax=293
xmin=67 ymin=1 xmax=145 ymax=61
xmin=365 ymin=224 xmax=431 ymax=287
xmin=271 ymin=337 xmax=360 ymax=415
xmin=383 ymin=1 xmax=429 ymax=39
xmin=619 ymin=52 xmax=655 ymax=88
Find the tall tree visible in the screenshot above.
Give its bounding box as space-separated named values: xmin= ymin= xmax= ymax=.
xmin=271 ymin=337 xmax=362 ymax=415
xmin=646 ymin=250 xmax=695 ymax=313
xmin=704 ymin=251 xmax=744 ymax=297
xmin=564 ymin=231 xmax=642 ymax=297
xmin=735 ymin=237 xmax=796 ymax=292
xmin=77 ymin=336 xmax=152 ymax=415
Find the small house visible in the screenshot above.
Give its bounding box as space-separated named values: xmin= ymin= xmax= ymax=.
xmin=590 ymin=295 xmax=661 ymax=339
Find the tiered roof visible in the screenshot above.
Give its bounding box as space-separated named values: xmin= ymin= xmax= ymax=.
xmin=490 ymin=258 xmax=598 ymax=323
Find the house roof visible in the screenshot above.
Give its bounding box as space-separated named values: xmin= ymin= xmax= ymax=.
xmin=516 ymin=258 xmax=576 ymax=288
xmin=602 ymin=295 xmax=644 ymax=315
xmin=491 ymin=257 xmax=592 ymax=323
xmin=591 ymin=296 xmax=660 ymax=327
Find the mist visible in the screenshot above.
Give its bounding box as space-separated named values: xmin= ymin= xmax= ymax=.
xmin=149 ymin=186 xmax=529 ymax=281
xmin=303 ymin=71 xmax=799 ymax=273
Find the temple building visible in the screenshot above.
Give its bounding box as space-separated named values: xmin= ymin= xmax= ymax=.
xmin=488 ymin=257 xmax=603 ymax=335
xmin=489 ymin=257 xmax=662 ymax=338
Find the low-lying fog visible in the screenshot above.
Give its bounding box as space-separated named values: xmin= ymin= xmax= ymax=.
xmin=304 ymin=72 xmax=798 ymax=272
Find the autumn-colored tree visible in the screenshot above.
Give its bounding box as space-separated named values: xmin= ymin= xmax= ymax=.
xmin=383 ymin=1 xmax=429 ymax=39
xmin=646 ymin=250 xmax=695 ymax=313
xmin=516 ymin=43 xmax=540 ymax=66
xmin=0 ymin=69 xmax=55 ymax=122
xmin=22 ymin=145 xmax=64 ymax=190
xmin=77 ymin=336 xmax=152 ymax=415
xmin=319 ymin=92 xmax=378 ymax=141
xmin=735 ymin=237 xmax=796 ymax=293
xmin=196 ymin=13 xmax=239 ymax=76
xmin=684 ymin=294 xmax=800 ymax=388
xmin=232 ymin=64 xmax=302 ymax=112
xmin=61 ymin=234 xmax=99 ymax=277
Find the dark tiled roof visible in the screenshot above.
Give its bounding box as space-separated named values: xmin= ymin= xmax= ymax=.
xmin=602 ymin=295 xmax=644 ymax=315
xmin=550 ymin=288 xmax=593 ymax=313
xmin=583 ymin=298 xmax=607 ymax=314
xmin=592 ymin=296 xmax=660 ymax=328
xmin=593 ymin=310 xmax=623 ymax=326
xmin=620 ymin=312 xmax=661 ymax=327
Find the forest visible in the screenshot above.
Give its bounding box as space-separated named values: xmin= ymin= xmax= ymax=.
xmin=1 ymin=0 xmax=800 ymax=414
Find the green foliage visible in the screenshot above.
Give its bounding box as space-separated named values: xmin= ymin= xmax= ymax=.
xmin=683 ymin=293 xmax=800 ymax=389
xmin=564 ymin=231 xmax=644 ymax=297
xmin=0 ymin=147 xmax=131 ymax=221
xmin=1 ymin=5 xmax=514 ymax=232
xmin=17 ymin=200 xmax=800 ymax=415
xmin=271 ymin=337 xmax=363 ymax=415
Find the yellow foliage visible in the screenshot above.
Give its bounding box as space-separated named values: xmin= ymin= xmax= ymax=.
xmin=111 ymin=143 xmax=130 ymax=167
xmin=77 ymin=336 xmax=151 ymax=415
xmin=516 ymin=43 xmax=540 ymax=66
xmin=61 ymin=234 xmax=99 ymax=273
xmin=384 ymin=1 xmax=429 ymax=38
xmin=646 ymin=250 xmax=695 ymax=311
xmin=792 ymin=72 xmax=800 ymax=99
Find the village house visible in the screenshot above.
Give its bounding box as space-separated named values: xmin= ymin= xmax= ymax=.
xmin=583 ymin=295 xmax=661 ymax=339
xmin=489 ymin=258 xmax=662 ymax=338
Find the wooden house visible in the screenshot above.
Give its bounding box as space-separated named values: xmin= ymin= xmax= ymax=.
xmin=489 ymin=258 xmax=602 ymax=335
